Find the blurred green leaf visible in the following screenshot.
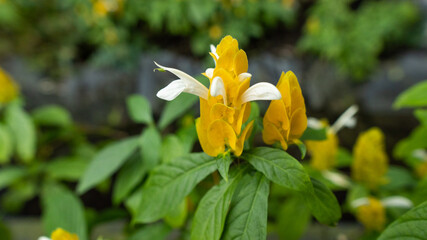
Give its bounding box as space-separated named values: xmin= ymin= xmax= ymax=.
xmin=381 ymin=166 xmax=417 ymax=191
xmin=191 ymin=168 xmax=245 ymax=240
xmin=42 ymin=183 xmax=87 ymax=240
xmin=32 ymin=105 xmax=72 ymax=127
xmin=335 ymin=148 xmax=353 ymax=168
xmin=0 ymin=167 xmax=26 ymax=191
xmin=113 ymin=153 xmax=145 ymax=205
xmin=300 ymin=127 xmax=327 ymax=141
xmin=1 ymin=180 xmax=36 ymax=213
xmin=158 ymin=94 xmax=198 ymax=130
xmin=304 ymin=177 xmax=341 ymax=226
xmin=414 ymin=109 xmax=427 ymax=126
xmin=0 ymin=221 xmax=11 ymax=240
xmin=164 ymin=198 xmax=188 ymax=228
xmin=222 ymin=172 xmax=269 ymax=240
xmin=44 ymin=157 xmax=88 ymax=181
xmin=161 ymin=135 xmax=185 ymax=164
xmin=0 ymin=124 xmax=13 ymax=164
xmin=378 ymin=200 xmax=427 ymax=240
xmin=394 ymin=80 xmax=427 ymax=108
xmin=126 ymin=94 xmax=153 ymax=124
xmin=5 ymin=103 xmax=36 ymax=163
xmin=276 ymin=196 xmax=311 ymax=240
xmin=140 ymin=126 xmax=162 ymax=170
xmin=128 ymin=223 xmax=171 ymax=240
xmin=77 ymin=137 xmax=139 ymax=194
xmin=394 ymin=126 xmax=427 ymax=160
xmin=134 ymin=153 xmax=217 ymax=223
xmin=243 ymin=147 xmax=311 ymax=192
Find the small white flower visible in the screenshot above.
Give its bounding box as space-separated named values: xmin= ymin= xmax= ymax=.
xmin=381 ymin=196 xmax=413 ymax=208
xmin=240 ymin=82 xmax=282 ymax=104
xmin=210 ymin=76 xmax=227 ymax=105
xmin=331 ymin=105 xmax=359 ymax=133
xmin=38 ymin=237 xmax=51 ymax=240
xmin=210 ymin=44 xmax=219 ymax=60
xmin=322 ymin=170 xmax=351 ymax=188
xmin=351 ymin=197 xmax=370 ymax=209
xmin=412 ymin=149 xmax=427 ymax=161
xmin=307 ymin=117 xmax=325 ymax=129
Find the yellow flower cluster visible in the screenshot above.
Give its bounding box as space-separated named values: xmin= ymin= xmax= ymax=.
xmin=51 ymin=228 xmax=79 ymax=240
xmin=0 ymin=67 xmax=19 ymax=104
xmin=356 ymin=197 xmax=386 ymax=232
xmin=197 ymin=36 xmax=254 ymax=157
xmin=306 ymin=125 xmax=338 ymax=171
xmin=352 ymin=127 xmax=388 ymax=189
xmin=262 ymin=71 xmax=307 ymax=150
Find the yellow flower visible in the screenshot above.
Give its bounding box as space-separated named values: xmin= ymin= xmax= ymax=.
xmin=355 ymin=197 xmax=386 ymax=232
xmin=38 ymin=228 xmax=79 ymax=240
xmin=306 ymin=127 xmax=339 ymax=171
xmin=156 ymin=36 xmax=281 ymax=157
xmin=0 ymin=67 xmax=19 ymax=104
xmin=416 ymin=161 xmax=427 ymax=178
xmin=209 ymin=25 xmax=223 ymax=40
xmin=352 ymin=127 xmax=388 ymax=189
xmin=92 ymin=0 xmax=124 ymax=16
xmin=262 ymin=71 xmax=307 ymax=150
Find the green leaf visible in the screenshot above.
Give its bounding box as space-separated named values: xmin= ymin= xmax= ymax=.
xmin=134 ymin=153 xmax=217 ymax=223
xmin=381 ymin=166 xmax=417 ymax=191
xmin=32 ymin=105 xmax=72 ymax=127
xmin=140 ymin=126 xmax=162 ymax=170
xmin=161 ymin=135 xmax=185 ymax=164
xmin=0 ymin=124 xmax=13 ymax=164
xmin=378 ymin=200 xmax=427 ymax=240
xmin=127 ymin=94 xmax=153 ymax=124
xmin=394 ymin=80 xmax=427 ymax=108
xmin=276 ymin=196 xmax=311 ymax=240
xmin=2 ymin=180 xmax=36 ymax=212
xmin=44 ymin=157 xmax=88 ymax=181
xmin=335 ymin=148 xmax=353 ymax=168
xmin=346 ymin=184 xmax=369 ymax=211
xmin=393 ymin=126 xmax=427 ymax=159
xmin=413 ymin=176 xmax=427 ymax=206
xmin=0 ymin=220 xmax=11 ymax=240
xmin=414 ymin=109 xmax=427 ymax=126
xmin=216 ymin=153 xmax=232 ymax=182
xmin=164 ymin=198 xmax=188 ymax=228
xmin=243 ymin=147 xmax=311 ymax=192
xmin=5 ymin=103 xmax=36 ymax=163
xmin=222 ymin=172 xmax=270 ymax=240
xmin=191 ymin=167 xmax=246 ymax=240
xmin=128 ymin=223 xmax=171 ymax=240
xmin=296 ymin=141 xmax=307 ymax=159
xmin=42 ymin=183 xmax=87 ymax=240
xmin=300 ymin=127 xmax=327 ymax=141
xmin=77 ymin=137 xmax=139 ymax=194
xmin=304 ymin=177 xmax=341 ymax=226
xmin=0 ymin=167 xmax=26 ymax=191
xmin=158 ymin=94 xmax=198 ymax=130
xmin=113 ymin=153 xmax=146 ymax=204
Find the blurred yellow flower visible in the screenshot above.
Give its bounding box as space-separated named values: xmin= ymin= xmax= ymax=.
xmin=356 ymin=197 xmax=386 ymax=232
xmin=416 ymin=161 xmax=427 ymax=178
xmin=306 ymin=17 xmax=320 ymax=34
xmin=306 ymin=126 xmax=338 ymax=171
xmin=209 ymin=25 xmax=223 ymax=40
xmin=262 ymin=71 xmax=307 ymax=150
xmin=38 ymin=228 xmax=79 ymax=240
xmin=156 ymin=36 xmax=281 ymax=157
xmin=352 ymin=127 xmax=388 ymax=189
xmin=0 ymin=67 xmax=19 ymax=104
xmin=92 ymin=0 xmax=124 ymax=16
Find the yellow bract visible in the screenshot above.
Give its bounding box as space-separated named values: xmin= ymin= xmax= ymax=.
xmin=197 ymin=36 xmax=254 ymax=157
xmin=51 ymin=228 xmax=79 ymax=240
xmin=356 ymin=197 xmax=386 ymax=232
xmin=262 ymin=71 xmax=307 ymax=150
xmin=0 ymin=67 xmax=19 ymax=104
xmin=352 ymin=127 xmax=388 ymax=189
xmin=306 ymin=125 xmax=339 ymax=171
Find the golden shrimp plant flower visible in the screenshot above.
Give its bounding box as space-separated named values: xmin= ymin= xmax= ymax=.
xmin=0 ymin=67 xmax=19 ymax=104
xmin=156 ymin=36 xmax=281 ymax=157
xmin=352 ymin=127 xmax=388 ymax=189
xmin=262 ymin=71 xmax=307 ymax=150
xmin=38 ymin=228 xmax=79 ymax=240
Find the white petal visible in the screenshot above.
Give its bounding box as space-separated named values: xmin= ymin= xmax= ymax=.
xmin=210 ymin=76 xmax=227 ymax=105
xmin=322 ymin=170 xmax=351 ymax=188
xmin=240 ymin=82 xmax=282 ymax=104
xmin=351 ymin=197 xmax=370 ymax=209
xmin=381 ymin=196 xmax=413 ymax=208
xmin=38 ymin=237 xmax=51 ymax=240
xmin=238 ymin=72 xmax=252 ymax=82
xmin=154 ymin=62 xmax=209 ymax=100
xmin=331 ymin=105 xmax=359 ymax=133
xmin=307 ymin=117 xmax=324 ymax=129
xmin=210 ymin=44 xmax=219 ymax=59
xmin=156 ymin=80 xmax=186 ymax=101
xmin=205 ymin=68 xmax=214 ymax=79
